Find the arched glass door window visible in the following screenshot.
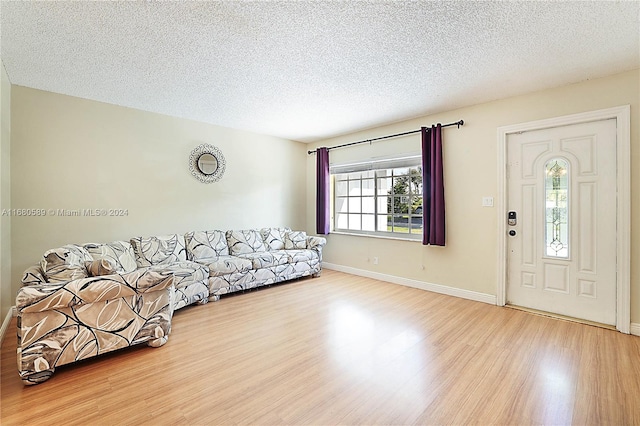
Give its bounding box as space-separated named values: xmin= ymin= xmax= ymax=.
xmin=545 ymin=159 xmax=569 ymax=258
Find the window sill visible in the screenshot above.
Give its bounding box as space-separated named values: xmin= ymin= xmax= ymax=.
xmin=330 ymin=230 xmax=422 ymax=243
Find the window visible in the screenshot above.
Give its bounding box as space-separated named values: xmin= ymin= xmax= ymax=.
xmin=332 ymin=155 xmax=423 ymax=239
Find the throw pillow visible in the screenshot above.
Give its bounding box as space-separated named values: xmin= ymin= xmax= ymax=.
xmin=185 ymin=230 xmax=229 ymax=260
xmin=40 ymin=245 xmax=93 ymax=283
xmin=226 ymin=230 xmax=267 ymax=255
xmin=83 ymin=241 xmax=137 ymax=274
xmin=85 ymin=258 xmax=118 ymax=276
xmin=285 ymin=231 xmax=307 ymax=250
xmin=260 ymin=227 xmax=290 ymax=251
xmin=131 ymin=234 xmax=184 ymax=267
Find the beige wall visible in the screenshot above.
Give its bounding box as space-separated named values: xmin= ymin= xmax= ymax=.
xmin=306 ymin=69 xmax=640 ymax=324
xmin=10 ymin=86 xmax=307 ymax=302
xmin=5 ymin=69 xmax=639 ymax=328
xmin=1 ymin=61 xmax=11 ymax=321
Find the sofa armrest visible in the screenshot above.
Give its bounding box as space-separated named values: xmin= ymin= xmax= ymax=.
xmin=306 ymin=236 xmax=327 ymax=250
xmin=21 ymin=265 xmax=47 ymax=286
xmin=16 ymin=268 xmax=174 ymax=313
xmin=307 ymin=236 xmax=327 ymax=263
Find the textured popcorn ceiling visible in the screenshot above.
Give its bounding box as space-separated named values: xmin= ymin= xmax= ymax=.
xmin=1 ymin=1 xmax=638 ymax=142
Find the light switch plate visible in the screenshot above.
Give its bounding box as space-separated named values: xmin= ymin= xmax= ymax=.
xmin=482 ymin=197 xmax=494 ymax=207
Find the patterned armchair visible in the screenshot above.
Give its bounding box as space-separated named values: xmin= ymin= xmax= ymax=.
xmin=16 ymin=244 xmax=174 ymax=385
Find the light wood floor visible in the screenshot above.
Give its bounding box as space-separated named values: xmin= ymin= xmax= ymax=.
xmin=2 ymin=269 xmax=639 ymax=425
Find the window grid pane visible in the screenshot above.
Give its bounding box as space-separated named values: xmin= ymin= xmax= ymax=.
xmin=348 ymin=180 xmax=361 ymax=196
xmin=348 ymin=214 xmax=361 ymax=230
xmin=333 ymin=163 xmax=422 ymax=238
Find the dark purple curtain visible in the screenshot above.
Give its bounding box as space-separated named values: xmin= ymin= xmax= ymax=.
xmin=421 ymin=125 xmax=445 ymax=246
xmin=316 ymin=147 xmax=330 ymax=235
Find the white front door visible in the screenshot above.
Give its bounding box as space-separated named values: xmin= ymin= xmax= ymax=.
xmin=506 ymin=119 xmax=617 ymax=325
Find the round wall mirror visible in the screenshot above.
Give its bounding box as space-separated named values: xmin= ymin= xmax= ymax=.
xmin=189 ymin=144 xmax=226 ymax=183
xmin=197 ymin=153 xmax=218 ymax=175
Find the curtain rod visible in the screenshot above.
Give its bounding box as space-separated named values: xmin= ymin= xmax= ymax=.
xmin=307 ymin=119 xmax=464 ymax=155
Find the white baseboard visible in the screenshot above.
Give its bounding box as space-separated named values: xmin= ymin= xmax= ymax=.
xmin=1 ymin=306 xmax=16 ymax=344
xmin=630 ymin=323 xmax=640 ymax=337
xmin=323 ymin=263 xmax=497 ymax=305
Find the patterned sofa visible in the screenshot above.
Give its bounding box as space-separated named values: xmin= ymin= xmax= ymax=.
xmin=190 ymin=228 xmax=326 ymax=300
xmin=16 ymin=228 xmax=326 ymax=385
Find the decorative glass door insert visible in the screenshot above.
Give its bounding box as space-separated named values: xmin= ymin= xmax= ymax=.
xmin=545 ymin=158 xmax=569 ymax=258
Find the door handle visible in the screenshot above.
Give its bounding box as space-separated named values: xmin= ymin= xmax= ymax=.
xmin=509 ymin=230 xmax=516 ymax=237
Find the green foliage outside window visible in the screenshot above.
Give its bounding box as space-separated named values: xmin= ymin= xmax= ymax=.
xmin=387 ymin=168 xmax=423 ymax=215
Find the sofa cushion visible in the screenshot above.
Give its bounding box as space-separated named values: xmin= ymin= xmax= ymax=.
xmin=130 ymin=234 xmax=186 ymax=267
xmin=226 ymin=230 xmax=266 ymax=255
xmin=40 ymin=245 xmax=93 ymax=283
xmin=260 ymin=227 xmax=291 ymax=251
xmin=285 ymin=231 xmax=307 ymax=250
xmin=286 ymin=249 xmax=319 ymax=263
xmin=195 ymin=256 xmax=252 ymax=277
xmin=237 ymin=251 xmax=289 ymax=269
xmin=83 ymin=241 xmax=137 ymax=274
xmin=185 ymin=230 xmax=229 ymax=260
xmin=85 ymin=258 xmax=118 ymax=277
xmin=149 ymin=261 xmax=208 ymax=290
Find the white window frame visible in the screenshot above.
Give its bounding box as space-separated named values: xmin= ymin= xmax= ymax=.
xmin=331 ymin=154 xmax=424 ymax=240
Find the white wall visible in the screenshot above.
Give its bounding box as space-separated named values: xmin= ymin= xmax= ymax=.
xmin=306 ymin=69 xmax=640 ymax=324
xmin=0 ymin=61 xmax=11 ymax=322
xmin=10 ymin=86 xmax=307 ymax=302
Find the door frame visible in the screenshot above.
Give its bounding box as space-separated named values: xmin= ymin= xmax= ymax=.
xmin=496 ymin=105 xmax=631 ymax=334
